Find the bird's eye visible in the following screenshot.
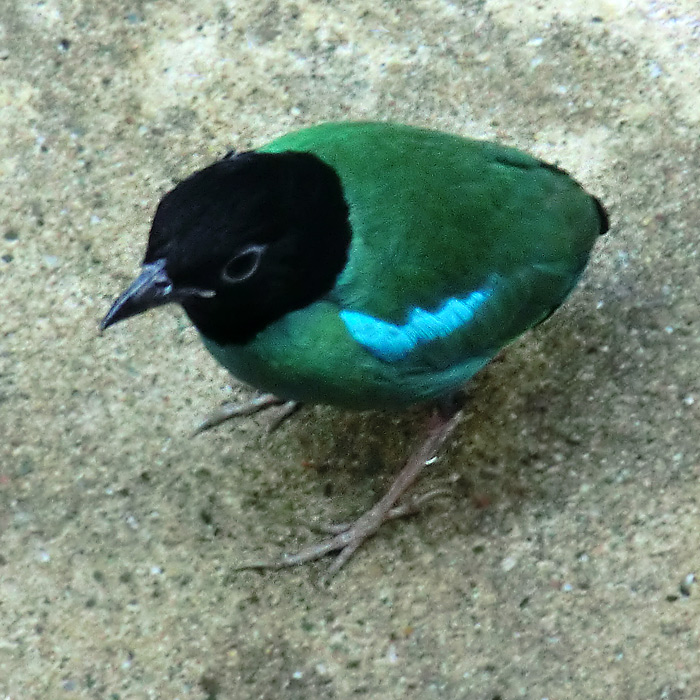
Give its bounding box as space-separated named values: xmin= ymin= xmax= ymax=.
xmin=221 ymin=244 xmax=266 ymax=284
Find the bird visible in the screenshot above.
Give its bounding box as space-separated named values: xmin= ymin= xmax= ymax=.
xmin=101 ymin=121 xmax=608 ymax=577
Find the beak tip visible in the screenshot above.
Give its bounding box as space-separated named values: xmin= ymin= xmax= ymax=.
xmin=99 ymin=259 xmax=172 ymax=334
xmin=99 ymin=300 xmax=124 ymax=332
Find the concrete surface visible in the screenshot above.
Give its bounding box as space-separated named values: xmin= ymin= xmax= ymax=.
xmin=1 ymin=0 xmax=699 ymax=698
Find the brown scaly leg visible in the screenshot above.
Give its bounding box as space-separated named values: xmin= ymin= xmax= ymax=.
xmin=315 ymin=487 xmax=454 ymax=535
xmin=236 ymin=397 xmax=464 ymax=581
xmin=193 ymin=392 xmax=301 ymax=436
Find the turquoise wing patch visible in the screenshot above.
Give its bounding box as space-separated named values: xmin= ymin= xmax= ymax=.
xmin=340 ymin=287 xmax=493 ymax=362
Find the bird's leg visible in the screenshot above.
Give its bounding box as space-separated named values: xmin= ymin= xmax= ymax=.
xmin=312 ymin=487 xmax=454 ymax=535
xmin=194 ymin=392 xmax=301 ymax=435
xmin=266 ymin=399 xmax=303 ymax=433
xmin=237 ymin=400 xmax=463 ymax=580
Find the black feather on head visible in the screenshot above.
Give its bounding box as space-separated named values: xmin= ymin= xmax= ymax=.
xmin=144 ymin=150 xmax=352 ymax=344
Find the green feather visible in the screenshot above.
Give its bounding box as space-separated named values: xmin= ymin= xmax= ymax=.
xmin=205 ymin=122 xmax=604 ymax=408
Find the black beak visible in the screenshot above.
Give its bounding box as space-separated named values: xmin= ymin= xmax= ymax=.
xmin=100 ymin=259 xmax=178 ymax=330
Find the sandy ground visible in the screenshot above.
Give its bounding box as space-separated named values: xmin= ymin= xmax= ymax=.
xmin=1 ymin=0 xmax=699 ymax=698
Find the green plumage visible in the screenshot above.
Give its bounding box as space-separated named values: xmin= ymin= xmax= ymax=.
xmin=202 ymin=122 xmax=604 ymax=409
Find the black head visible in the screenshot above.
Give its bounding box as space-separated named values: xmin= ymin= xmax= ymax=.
xmin=101 ymin=150 xmax=352 ymax=344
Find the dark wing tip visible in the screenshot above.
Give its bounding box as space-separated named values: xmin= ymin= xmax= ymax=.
xmin=535 ymin=158 xmax=610 ymax=236
xmin=593 ymin=195 xmax=610 ymax=235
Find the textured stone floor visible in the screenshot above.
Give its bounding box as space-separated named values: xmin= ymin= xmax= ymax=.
xmin=1 ymin=1 xmax=699 ymax=698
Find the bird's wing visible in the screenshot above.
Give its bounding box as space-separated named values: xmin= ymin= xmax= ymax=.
xmin=262 ymin=122 xmax=605 ymax=372
xmin=336 ymin=260 xmax=580 ymax=372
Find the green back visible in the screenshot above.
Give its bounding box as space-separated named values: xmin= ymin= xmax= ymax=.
xmin=262 ymin=123 xmax=600 ymax=344
xmin=212 ymin=122 xmax=604 ymax=408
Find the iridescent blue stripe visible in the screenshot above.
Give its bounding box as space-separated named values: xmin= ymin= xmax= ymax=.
xmin=340 ymin=287 xmax=493 ymax=362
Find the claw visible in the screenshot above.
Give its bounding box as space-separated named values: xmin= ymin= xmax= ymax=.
xmin=266 ymin=400 xmax=302 ymax=433
xmin=308 ymin=487 xmax=452 ymax=535
xmin=233 ymin=406 xmax=463 ymax=581
xmin=193 ymin=393 xmax=300 ymax=435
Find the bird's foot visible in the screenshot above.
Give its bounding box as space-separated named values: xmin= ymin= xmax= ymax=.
xmin=313 ymin=487 xmax=453 ymax=535
xmin=194 ymin=392 xmax=301 ymax=435
xmin=236 ymin=407 xmax=463 ymax=582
